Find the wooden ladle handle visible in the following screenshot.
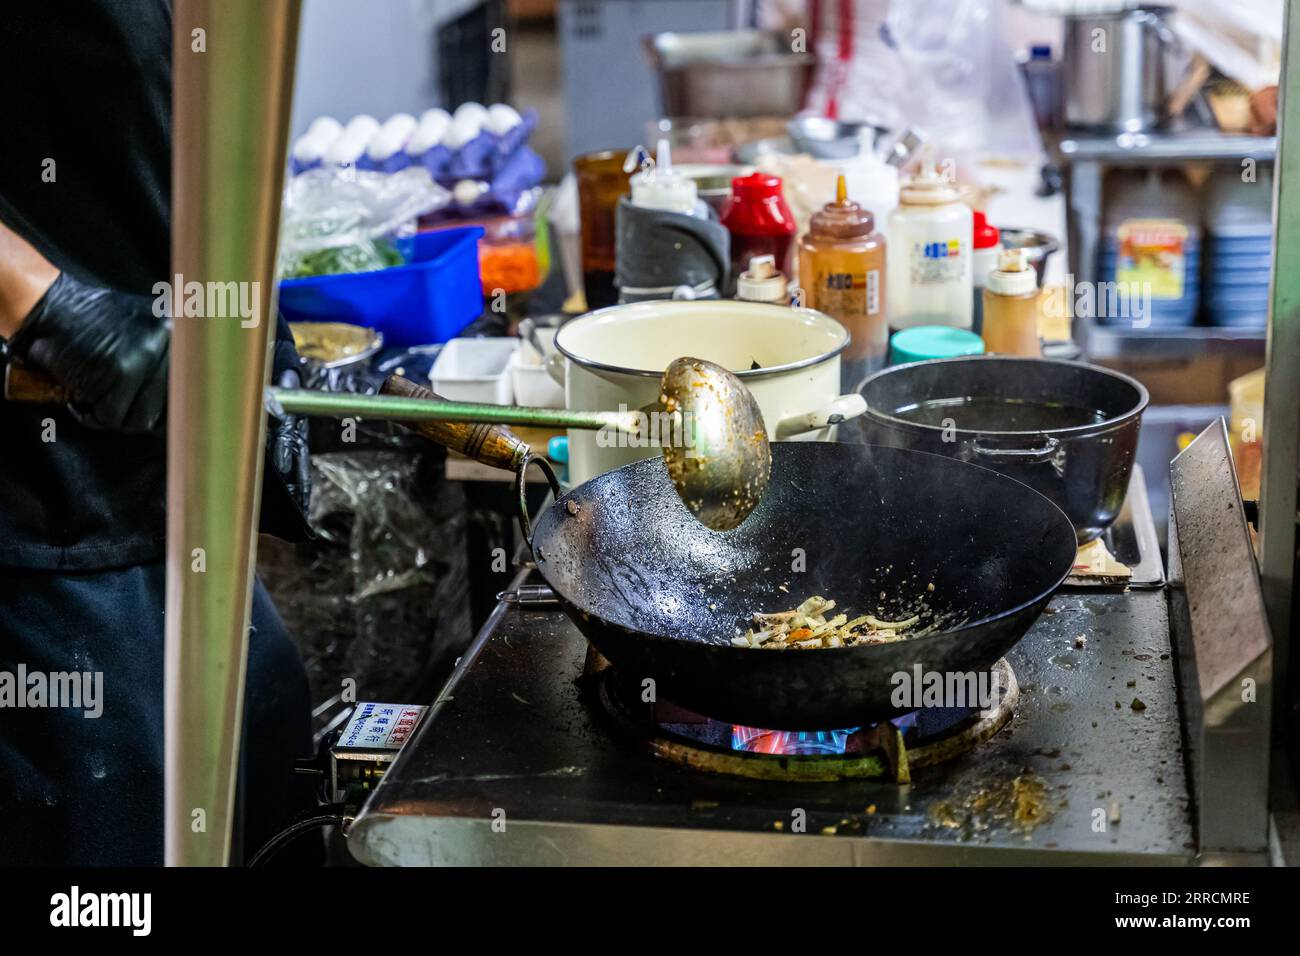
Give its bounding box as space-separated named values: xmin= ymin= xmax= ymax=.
xmin=379 ymin=373 xmax=530 ymax=473
xmin=4 ymin=361 xmax=70 ymax=403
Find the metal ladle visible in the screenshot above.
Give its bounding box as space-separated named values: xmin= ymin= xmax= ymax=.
xmin=269 ymin=356 xmax=771 ymax=531
xmin=4 ymin=350 xmax=772 ymax=530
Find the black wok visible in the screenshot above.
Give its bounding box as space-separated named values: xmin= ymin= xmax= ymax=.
xmin=531 ymin=442 xmax=1077 ymax=729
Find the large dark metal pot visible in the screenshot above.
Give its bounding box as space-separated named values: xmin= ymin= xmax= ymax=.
xmin=853 ymin=357 xmax=1148 ymax=543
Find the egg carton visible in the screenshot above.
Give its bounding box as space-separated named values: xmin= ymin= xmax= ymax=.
xmin=290 ymin=104 xmax=546 ymax=213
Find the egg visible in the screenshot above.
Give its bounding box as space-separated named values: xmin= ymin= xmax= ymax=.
xmin=305 ymin=116 xmax=344 ymax=143
xmin=486 ymin=103 xmax=522 ymax=137
xmin=325 ymin=128 xmax=369 ymax=165
xmin=453 ymin=101 xmax=488 ymax=127
xmin=445 ymin=111 xmax=482 ymax=150
xmin=452 ymin=179 xmax=488 ymax=205
xmin=368 ymin=113 xmax=417 ymax=159
xmin=291 ymin=133 xmax=323 ymax=163
xmin=343 ymin=113 xmax=380 ymax=142
xmin=406 ymin=109 xmax=452 ymax=154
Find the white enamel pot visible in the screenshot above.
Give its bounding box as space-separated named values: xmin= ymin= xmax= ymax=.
xmin=552 ymin=300 xmax=866 ymax=485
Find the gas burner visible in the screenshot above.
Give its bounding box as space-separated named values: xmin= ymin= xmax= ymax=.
xmin=591 ymin=655 xmax=1018 ymax=784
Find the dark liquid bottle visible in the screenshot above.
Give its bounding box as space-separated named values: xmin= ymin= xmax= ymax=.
xmin=721 ymin=173 xmax=796 ymax=292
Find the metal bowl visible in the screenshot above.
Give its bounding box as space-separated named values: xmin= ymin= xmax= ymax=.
xmin=673 ymin=163 xmax=751 ymax=215
xmin=643 ymin=31 xmax=815 ymax=120
xmin=786 ymin=117 xmax=887 ymax=159
xmin=999 ymin=227 xmax=1061 ymax=286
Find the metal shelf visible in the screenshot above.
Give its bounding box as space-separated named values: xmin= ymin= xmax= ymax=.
xmin=1082 ymin=318 xmax=1267 ymax=360
xmin=1052 ymin=121 xmax=1276 ymax=359
xmin=1055 ymin=126 xmax=1276 ymax=165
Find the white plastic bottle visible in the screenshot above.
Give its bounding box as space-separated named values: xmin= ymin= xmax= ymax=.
xmin=627 ymin=139 xmax=703 ymax=217
xmin=886 ymin=159 xmax=973 ymax=332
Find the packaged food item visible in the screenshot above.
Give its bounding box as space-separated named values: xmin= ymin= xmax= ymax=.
xmin=1203 ymin=164 xmax=1273 ymax=330
xmin=1229 ymin=366 xmax=1264 ymax=501
xmin=476 ymin=216 xmax=541 ymax=294
xmin=276 ymin=166 xmax=450 ymax=278
xmin=886 ymin=157 xmax=973 ymax=332
xmin=798 ymin=174 xmax=887 ymax=389
xmin=981 ymin=249 xmax=1042 ymax=357
xmin=1099 ymin=168 xmax=1201 ymax=328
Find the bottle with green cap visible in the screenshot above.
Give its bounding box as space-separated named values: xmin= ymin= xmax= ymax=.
xmin=889 ymin=325 xmax=985 ymax=365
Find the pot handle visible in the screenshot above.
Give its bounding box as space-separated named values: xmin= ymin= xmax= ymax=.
xmin=774 ymin=393 xmax=869 ymax=439
xmin=972 ymin=435 xmax=1060 ymax=464
xmin=378 ymin=375 xmax=560 ymax=546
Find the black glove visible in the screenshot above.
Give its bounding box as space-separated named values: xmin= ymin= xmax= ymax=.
xmin=268 ymin=364 xmax=312 ymax=519
xmin=8 ymin=271 xmax=169 ymax=433
xmin=260 ymin=314 xmax=314 ymax=542
xmin=11 ymin=271 xmax=314 ymax=541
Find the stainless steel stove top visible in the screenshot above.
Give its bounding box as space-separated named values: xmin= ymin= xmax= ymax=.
xmin=349 ymin=470 xmax=1196 ymax=866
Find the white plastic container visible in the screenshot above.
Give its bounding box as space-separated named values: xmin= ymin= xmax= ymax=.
xmin=509 ymin=327 xmax=565 ymax=408
xmin=886 ymin=162 xmax=974 ymax=331
xmin=430 ymin=338 xmax=516 ymax=405
xmin=629 ymin=139 xmax=704 ymax=217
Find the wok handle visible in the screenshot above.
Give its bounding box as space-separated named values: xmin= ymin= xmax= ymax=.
xmin=972 ymin=435 xmax=1061 ymax=464
xmin=379 ymin=374 xmax=530 ymax=472
xmin=379 ymin=375 xmax=561 ymax=545
xmin=515 ymin=453 xmax=561 ymax=545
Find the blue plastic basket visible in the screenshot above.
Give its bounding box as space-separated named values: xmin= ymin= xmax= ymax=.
xmin=278 ymin=226 xmax=485 ymax=348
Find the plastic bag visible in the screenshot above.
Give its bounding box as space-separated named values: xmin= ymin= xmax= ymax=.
xmin=256 ymin=447 xmax=470 ymax=705
xmin=791 ymin=0 xmax=1042 ymax=161
xmin=887 ymin=0 xmax=1043 ymax=161
xmin=277 ymin=166 xmax=450 ymax=278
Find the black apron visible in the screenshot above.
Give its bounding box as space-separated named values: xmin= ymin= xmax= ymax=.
xmin=0 ymin=564 xmax=313 ymax=865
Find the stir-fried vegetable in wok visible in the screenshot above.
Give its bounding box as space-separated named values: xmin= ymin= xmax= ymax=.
xmin=731 ymin=595 xmax=925 ymax=650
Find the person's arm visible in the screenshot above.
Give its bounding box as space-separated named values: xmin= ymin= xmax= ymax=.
xmin=0 ymin=219 xmax=59 ymax=339
xmin=0 ymin=215 xmax=169 ymax=432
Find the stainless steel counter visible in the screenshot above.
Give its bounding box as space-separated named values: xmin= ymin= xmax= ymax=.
xmin=348 ymin=585 xmax=1192 ymax=865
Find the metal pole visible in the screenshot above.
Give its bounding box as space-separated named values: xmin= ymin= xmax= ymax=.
xmin=166 ymin=0 xmax=301 ymax=866
xmin=268 ymin=387 xmax=641 ymax=433
xmin=1260 ymin=0 xmax=1300 ymax=731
